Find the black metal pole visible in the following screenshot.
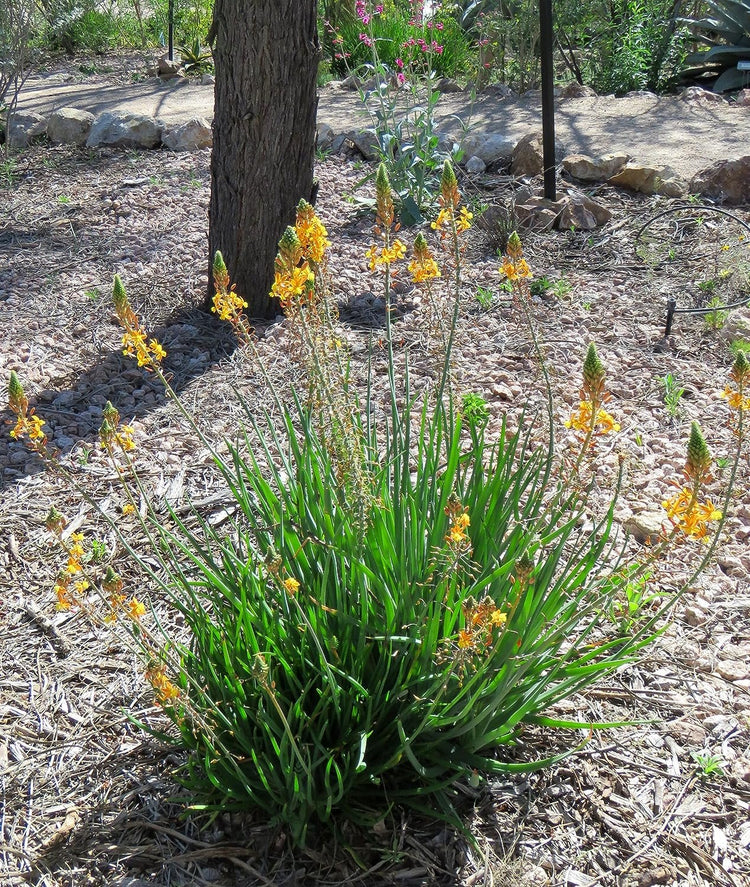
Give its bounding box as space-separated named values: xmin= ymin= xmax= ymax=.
xmin=168 ymin=0 xmax=174 ymax=61
xmin=539 ymin=0 xmax=556 ymax=201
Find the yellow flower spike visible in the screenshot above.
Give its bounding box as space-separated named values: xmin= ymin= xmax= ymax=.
xmin=582 ymin=342 xmax=606 ymax=405
xmin=409 ymin=232 xmax=441 ymax=282
xmin=8 ymin=370 xmax=28 ymax=417
xmin=456 ymin=206 xmax=473 ymax=233
xmin=506 ymin=231 xmax=524 ymax=261
xmin=729 ymin=349 xmax=750 ymax=395
xmin=295 ymin=199 xmax=330 ymax=265
xmin=212 ymin=250 xmax=230 ymax=292
xmin=102 ymin=400 xmax=120 ymax=427
xmin=375 ymin=162 xmax=395 ymax=230
xmin=439 ymin=159 xmax=460 ymax=211
xmin=277 ymin=226 xmax=304 ymax=270
xmin=112 ymin=274 xmax=128 ymax=315
xmin=685 ymin=421 xmax=712 ymax=486
xmin=45 ymin=506 xmax=67 ymax=536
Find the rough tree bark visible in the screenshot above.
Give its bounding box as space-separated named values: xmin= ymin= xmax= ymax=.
xmin=208 ymin=0 xmax=319 ymax=318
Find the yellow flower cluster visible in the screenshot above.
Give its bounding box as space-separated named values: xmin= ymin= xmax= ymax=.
xmin=365 ymin=239 xmax=407 ymax=272
xmin=431 ymin=206 xmax=473 ymax=236
xmin=113 ymin=276 xmax=166 ymax=369
xmin=721 ymin=350 xmax=750 ymax=417
xmin=296 ymin=199 xmax=330 ymax=265
xmin=145 ymin=662 xmax=181 ymax=705
xmin=457 ymin=595 xmax=507 ymax=653
xmin=8 ymin=371 xmax=49 ymax=451
xmin=662 ymin=487 xmax=722 ymax=541
xmin=211 ymin=252 xmax=253 ymax=344
xmin=499 ymin=231 xmax=533 ymax=283
xmin=565 ymin=400 xmax=621 ymax=435
xmin=500 ymin=255 xmax=532 ymax=281
xmin=99 ymin=401 xmax=135 ymax=454
xmin=409 ymin=232 xmax=441 ymax=283
xmin=50 ymin=527 xmax=88 ymax=611
xmin=271 ymin=263 xmax=315 ymax=306
xmin=269 ymin=203 xmax=330 ymax=310
xmin=283 ymin=577 xmax=300 ymax=595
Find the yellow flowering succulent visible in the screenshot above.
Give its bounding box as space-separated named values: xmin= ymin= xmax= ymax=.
xmin=408 ymin=232 xmax=441 ymax=283
xmin=295 ymin=199 xmax=330 ymax=265
xmin=662 ymin=423 xmax=722 ymax=541
xmin=113 ymin=275 xmax=166 ymax=368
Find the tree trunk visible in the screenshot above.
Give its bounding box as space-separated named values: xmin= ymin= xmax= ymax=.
xmin=208 ymin=0 xmax=319 ymax=318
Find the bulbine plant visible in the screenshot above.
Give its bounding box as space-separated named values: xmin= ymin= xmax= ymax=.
xmin=7 ymin=162 xmax=745 ymax=848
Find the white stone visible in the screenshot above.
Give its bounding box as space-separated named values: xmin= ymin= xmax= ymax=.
xmin=87 ymin=111 xmax=162 ymax=149
xmin=7 ymin=111 xmax=47 ymax=148
xmin=461 ymin=131 xmax=516 ymax=166
xmin=47 ymin=107 xmax=95 ymax=146
xmin=466 ymin=154 xmax=486 ymax=174
xmin=162 ymin=117 xmax=212 ymax=151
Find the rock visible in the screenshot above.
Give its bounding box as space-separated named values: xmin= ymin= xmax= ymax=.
xmin=563 ymin=152 xmax=629 ymax=182
xmin=330 ymin=132 xmax=353 ymax=154
xmin=478 ymin=82 xmax=515 ymax=98
xmin=200 ymin=73 xmax=215 ymax=86
xmin=680 ymin=86 xmax=725 ymax=103
xmin=683 ymin=605 xmax=707 ymax=627
xmin=7 ymin=111 xmax=47 ymax=149
xmin=609 ymin=162 xmax=687 ymax=197
xmin=162 ymin=117 xmax=212 ymax=151
xmin=46 ymin=107 xmax=95 ymax=146
xmin=351 ymin=130 xmax=379 ymax=160
xmin=558 ymin=82 xmax=597 ymax=99
xmin=625 ymin=90 xmax=657 ymax=99
xmin=691 ymin=156 xmax=750 ymax=206
xmin=511 ymin=132 xmax=544 ymax=177
xmin=87 ymin=111 xmax=162 ymax=149
xmin=435 ymin=77 xmax=462 ymax=93
xmin=515 ymin=196 xmax=561 ymax=230
xmin=719 ymin=307 xmax=750 ymax=343
xmin=559 ymin=191 xmax=612 ymax=229
xmin=157 ymin=52 xmax=182 ymax=79
xmin=461 ymin=132 xmax=516 ymax=167
xmin=466 ymin=154 xmax=486 ymax=174
xmin=622 ymin=511 xmax=664 ymax=544
xmin=717 ymin=659 xmax=749 ymax=682
xmin=735 ymin=89 xmax=750 ymax=107
xmin=316 ymin=122 xmax=334 ymax=150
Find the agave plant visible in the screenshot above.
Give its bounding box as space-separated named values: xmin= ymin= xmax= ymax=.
xmin=679 ymin=0 xmax=750 ymax=92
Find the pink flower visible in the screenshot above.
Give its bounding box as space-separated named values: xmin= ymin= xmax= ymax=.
xmin=395 ymin=57 xmax=404 ymax=68
xmin=397 ymin=72 xmax=405 ymax=84
xmin=375 ymin=3 xmax=384 ymax=12
xmin=359 ymin=32 xmax=373 ymax=46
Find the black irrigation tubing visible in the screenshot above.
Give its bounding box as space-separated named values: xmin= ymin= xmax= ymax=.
xmin=633 ymin=204 xmax=750 ymax=337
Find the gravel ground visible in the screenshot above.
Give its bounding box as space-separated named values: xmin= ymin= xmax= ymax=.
xmin=1 ymin=140 xmax=750 ymax=887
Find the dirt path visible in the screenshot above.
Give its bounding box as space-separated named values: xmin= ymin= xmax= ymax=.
xmin=16 ymin=68 xmax=750 ymax=181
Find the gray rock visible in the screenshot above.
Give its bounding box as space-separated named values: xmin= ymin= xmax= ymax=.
xmin=200 ymin=73 xmax=215 ymax=86
xmin=87 ymin=111 xmax=163 ymax=149
xmin=735 ymin=89 xmax=750 ymax=107
xmin=162 ymin=116 xmax=212 ymax=151
xmin=511 ymin=131 xmax=543 ymax=177
xmin=330 ymin=132 xmax=352 ymax=154
xmin=465 ymin=154 xmax=486 ymax=174
xmin=435 ymin=77 xmax=462 ymax=93
xmin=515 ymin=197 xmax=561 ymax=230
xmin=316 ymin=122 xmax=335 ymax=150
xmin=558 ymin=82 xmax=597 ymax=99
xmin=7 ymin=111 xmax=47 ymax=149
xmin=351 ymin=130 xmax=379 ymax=160
xmin=625 ymin=90 xmax=657 ymax=99
xmin=47 ymin=107 xmax=95 ymax=145
xmin=558 ymin=193 xmax=612 ymax=230
xmin=680 ymin=86 xmax=725 ymax=103
xmin=691 ymin=156 xmax=750 ymax=206
xmin=719 ymin=307 xmax=750 ymax=343
xmin=478 ymin=82 xmax=515 ymax=98
xmin=563 ymin=152 xmax=629 ymax=182
xmin=461 ymin=131 xmax=515 ymax=166
xmin=623 ymin=511 xmax=664 ymax=544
